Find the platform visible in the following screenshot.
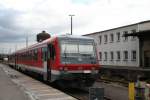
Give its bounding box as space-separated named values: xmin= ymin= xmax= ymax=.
xmin=0 ymin=64 xmax=76 ymax=100
xmin=0 ymin=64 xmax=29 ymax=100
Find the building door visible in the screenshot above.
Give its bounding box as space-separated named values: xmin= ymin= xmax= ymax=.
xmin=144 ymin=51 xmax=150 ymax=67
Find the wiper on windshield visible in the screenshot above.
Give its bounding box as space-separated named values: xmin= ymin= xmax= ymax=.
xmin=64 ymin=44 xmax=67 ymax=58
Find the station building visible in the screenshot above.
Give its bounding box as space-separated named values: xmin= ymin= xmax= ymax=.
xmin=84 ymin=20 xmax=150 ymax=79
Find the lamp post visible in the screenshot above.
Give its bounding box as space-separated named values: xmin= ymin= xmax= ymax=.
xmin=69 ymin=15 xmax=75 ymax=35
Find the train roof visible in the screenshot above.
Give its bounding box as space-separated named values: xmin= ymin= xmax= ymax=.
xmin=57 ymin=35 xmax=94 ymax=40
xmin=15 ymin=37 xmax=56 ymax=54
xmin=13 ymin=35 xmax=94 ymax=54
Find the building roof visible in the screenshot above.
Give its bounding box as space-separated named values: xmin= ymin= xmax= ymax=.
xmin=83 ymin=20 xmax=150 ymax=36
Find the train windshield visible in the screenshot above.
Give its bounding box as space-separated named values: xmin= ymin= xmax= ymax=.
xmin=61 ymin=42 xmax=95 ymax=57
xmin=60 ymin=39 xmax=97 ymax=64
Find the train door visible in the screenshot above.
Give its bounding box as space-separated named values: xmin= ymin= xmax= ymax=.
xmin=42 ymin=44 xmax=55 ymax=81
xmin=48 ymin=44 xmax=55 ymax=81
xmin=42 ymin=47 xmax=48 ymax=81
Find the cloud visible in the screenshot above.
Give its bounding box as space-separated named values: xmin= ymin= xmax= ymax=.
xmin=0 ymin=8 xmax=25 ymax=42
xmin=0 ymin=0 xmax=150 ymax=52
xmin=71 ymin=0 xmax=97 ymax=4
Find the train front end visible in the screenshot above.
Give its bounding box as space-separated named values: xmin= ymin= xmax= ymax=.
xmin=56 ymin=36 xmax=100 ymax=87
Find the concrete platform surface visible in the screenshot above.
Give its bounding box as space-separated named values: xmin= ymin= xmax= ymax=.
xmin=94 ymin=82 xmax=128 ymax=100
xmin=0 ymin=64 xmax=76 ymax=100
xmin=0 ymin=64 xmax=30 ymax=100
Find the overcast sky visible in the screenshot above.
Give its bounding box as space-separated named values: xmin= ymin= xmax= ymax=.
xmin=0 ymin=0 xmax=150 ymax=53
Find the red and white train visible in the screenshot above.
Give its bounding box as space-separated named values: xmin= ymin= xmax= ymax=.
xmin=9 ymin=35 xmax=100 ymax=87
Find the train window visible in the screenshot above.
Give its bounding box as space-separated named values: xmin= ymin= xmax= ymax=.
xmin=34 ymin=49 xmax=38 ymax=61
xmin=47 ymin=49 xmax=50 ymax=59
xmin=42 ymin=47 xmax=47 ymax=61
xmin=61 ymin=43 xmax=78 ymax=54
xmin=48 ymin=44 xmax=55 ymax=60
xmin=79 ymin=44 xmax=94 ymax=55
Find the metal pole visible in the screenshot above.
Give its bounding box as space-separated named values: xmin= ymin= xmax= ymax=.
xmin=71 ymin=16 xmax=72 ymax=35
xmin=69 ymin=15 xmax=75 ymax=35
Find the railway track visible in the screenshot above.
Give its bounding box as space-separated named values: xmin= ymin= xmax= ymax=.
xmin=95 ymin=78 xmax=128 ymax=100
xmin=61 ymin=88 xmax=89 ymax=100
xmin=54 ymin=86 xmax=112 ymax=100
xmin=97 ymin=78 xmax=128 ymax=87
xmin=49 ymin=78 xmax=127 ymax=100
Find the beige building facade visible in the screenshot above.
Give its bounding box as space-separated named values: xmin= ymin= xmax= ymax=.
xmin=84 ymin=20 xmax=150 ymax=69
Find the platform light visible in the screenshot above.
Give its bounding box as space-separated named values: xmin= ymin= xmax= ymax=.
xmin=69 ymin=15 xmax=75 ymax=35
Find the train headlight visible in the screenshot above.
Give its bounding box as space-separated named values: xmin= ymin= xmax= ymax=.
xmin=92 ymin=67 xmax=95 ymax=70
xmin=64 ymin=67 xmax=68 ymax=71
xmin=59 ymin=66 xmax=68 ymax=73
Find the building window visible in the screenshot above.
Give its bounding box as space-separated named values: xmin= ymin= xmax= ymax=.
xmin=123 ymin=51 xmax=128 ymax=61
xmin=104 ymin=35 xmax=107 ymax=44
xmin=110 ymin=34 xmax=114 ymax=43
xmin=110 ymin=51 xmax=114 ymax=61
xmin=116 ymin=51 xmax=120 ymax=61
xmin=99 ymin=52 xmax=102 ymax=61
xmin=131 ymin=29 xmax=136 ymax=40
xmin=104 ymin=52 xmax=107 ymax=61
xmin=131 ymin=50 xmax=136 ymax=61
xmin=123 ymin=31 xmax=128 ymax=41
xmin=99 ymin=35 xmax=102 ymax=44
xmin=116 ymin=32 xmax=120 ymax=42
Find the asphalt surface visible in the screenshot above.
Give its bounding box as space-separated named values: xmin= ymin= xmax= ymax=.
xmin=94 ymin=81 xmax=128 ymax=100
xmin=0 ymin=64 xmax=29 ymax=100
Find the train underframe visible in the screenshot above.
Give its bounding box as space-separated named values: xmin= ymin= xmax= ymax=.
xmin=9 ymin=63 xmax=99 ymax=88
xmin=53 ymin=73 xmax=99 ymax=88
